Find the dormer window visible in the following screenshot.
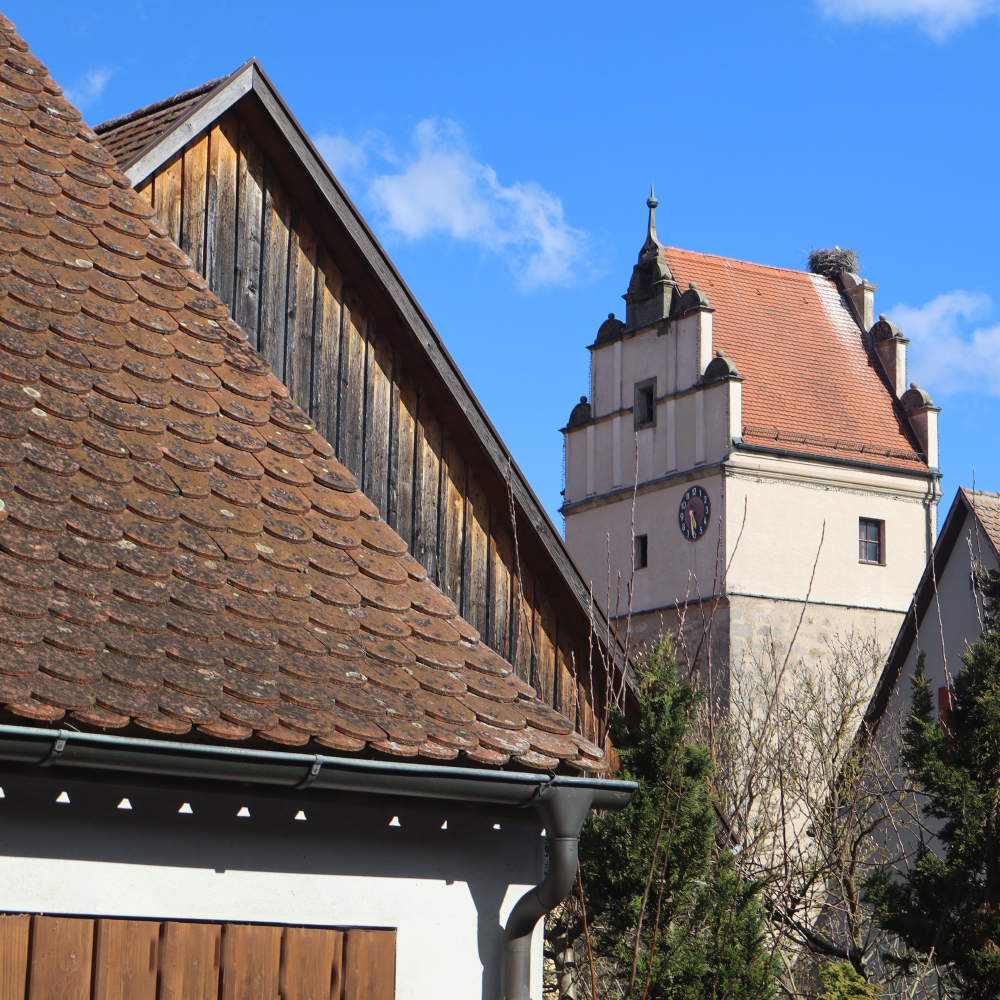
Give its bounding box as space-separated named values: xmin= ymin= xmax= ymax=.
xmin=634 ymin=378 xmax=656 ymax=429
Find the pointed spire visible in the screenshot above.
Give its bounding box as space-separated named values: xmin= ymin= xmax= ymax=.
xmin=639 ymin=184 xmax=663 ymax=261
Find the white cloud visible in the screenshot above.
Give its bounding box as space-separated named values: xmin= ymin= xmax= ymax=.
xmin=64 ymin=67 xmax=112 ymax=110
xmin=315 ymin=118 xmax=591 ymax=289
xmin=889 ymin=291 xmax=1000 ymax=395
xmin=314 ymin=133 xmax=368 ymax=178
xmin=817 ymin=0 xmax=1000 ymax=38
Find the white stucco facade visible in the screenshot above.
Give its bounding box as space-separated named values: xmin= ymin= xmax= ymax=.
xmin=0 ymin=772 xmax=545 ymax=1000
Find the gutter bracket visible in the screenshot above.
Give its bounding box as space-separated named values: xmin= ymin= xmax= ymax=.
xmin=296 ymin=757 xmax=323 ymax=789
xmin=40 ymin=733 xmax=68 ymax=767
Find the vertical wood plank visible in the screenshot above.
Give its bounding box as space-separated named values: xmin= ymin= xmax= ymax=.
xmin=280 ymin=927 xmax=343 ymax=1000
xmin=286 ymin=211 xmax=316 ymax=410
xmin=181 ymin=133 xmax=209 ymax=274
xmin=135 ymin=179 xmax=152 ymax=206
xmin=513 ymin=565 xmax=535 ymax=683
xmin=159 ymin=922 xmax=221 ymax=1000
xmin=234 ymin=118 xmax=265 ymax=350
xmin=339 ymin=295 xmax=367 ymax=479
xmin=489 ymin=521 xmax=514 ymax=662
xmin=219 ymin=924 xmax=282 ymax=1000
xmin=535 ymin=593 xmax=557 ymax=707
xmin=0 ymin=914 xmax=29 ymax=1000
xmin=258 ymin=166 xmax=290 ymax=379
xmin=205 ymin=114 xmax=239 ymax=310
xmin=282 ymin=204 xmax=300 ymax=388
xmin=412 ymin=398 xmax=442 ymax=582
xmin=439 ymin=439 xmax=466 ymax=607
xmin=93 ymin=919 xmax=159 ymax=1000
xmin=465 ymin=473 xmax=489 ymax=635
xmin=343 ymin=929 xmax=395 ymax=1000
xmin=27 ymin=916 xmax=93 ymax=1000
xmin=313 ymin=249 xmax=343 ymax=447
xmin=153 ymin=155 xmax=183 ymax=246
xmin=366 ymin=330 xmax=393 ymax=518
xmin=391 ymin=370 xmax=417 ymax=546
xmin=556 ymin=629 xmax=578 ymax=725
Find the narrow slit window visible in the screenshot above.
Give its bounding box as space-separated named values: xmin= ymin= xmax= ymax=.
xmin=634 ymin=534 xmax=648 ymax=570
xmin=859 ymin=518 xmax=883 ymax=564
xmin=634 ymin=379 xmax=657 ymax=429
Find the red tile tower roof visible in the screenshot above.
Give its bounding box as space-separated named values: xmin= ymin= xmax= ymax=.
xmin=0 ymin=14 xmax=604 ymax=772
xmin=662 ymin=247 xmax=927 ymax=471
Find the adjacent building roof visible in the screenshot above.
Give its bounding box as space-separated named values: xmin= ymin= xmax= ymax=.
xmin=0 ymin=18 xmax=605 ymax=773
xmin=661 ymin=248 xmax=927 ymax=472
xmin=92 ymin=60 xmax=633 ymax=715
xmin=863 ymin=487 xmax=998 ymax=734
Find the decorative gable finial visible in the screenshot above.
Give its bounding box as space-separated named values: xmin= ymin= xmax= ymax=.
xmin=640 ymin=184 xmax=663 ymax=261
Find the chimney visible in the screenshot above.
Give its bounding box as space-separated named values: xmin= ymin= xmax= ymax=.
xmin=840 ymin=270 xmax=878 ymax=332
xmin=901 ymin=382 xmax=940 ymax=468
xmin=870 ymin=313 xmax=910 ymax=397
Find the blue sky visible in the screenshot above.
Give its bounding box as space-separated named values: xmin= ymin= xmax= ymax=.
xmin=14 ymin=0 xmax=1000 ymax=529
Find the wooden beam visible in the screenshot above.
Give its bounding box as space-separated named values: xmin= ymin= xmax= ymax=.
xmin=234 ymin=119 xmax=265 ymax=349
xmin=206 ymin=114 xmax=239 ymax=310
xmin=181 ymin=133 xmax=209 ymax=274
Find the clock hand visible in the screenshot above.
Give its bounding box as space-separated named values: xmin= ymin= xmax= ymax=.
xmin=689 ymin=510 xmax=697 ymax=534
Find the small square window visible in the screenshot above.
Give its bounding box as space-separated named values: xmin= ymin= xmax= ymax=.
xmin=859 ymin=518 xmax=883 ymax=564
xmin=634 ymin=534 xmax=648 ymax=570
xmin=634 ymin=379 xmax=656 ymax=429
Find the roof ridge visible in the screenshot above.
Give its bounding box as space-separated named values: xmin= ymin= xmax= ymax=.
xmin=663 ymin=245 xmax=834 ymax=283
xmin=94 ymin=75 xmax=229 ymax=135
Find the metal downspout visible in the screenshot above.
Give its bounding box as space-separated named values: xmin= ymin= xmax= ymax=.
xmin=500 ymin=785 xmax=596 ymax=1000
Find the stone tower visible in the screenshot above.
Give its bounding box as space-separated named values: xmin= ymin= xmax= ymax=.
xmin=561 ymin=194 xmax=942 ymax=692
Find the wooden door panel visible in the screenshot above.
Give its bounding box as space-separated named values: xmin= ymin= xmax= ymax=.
xmin=343 ymin=929 xmax=396 ymax=1000
xmin=93 ymin=919 xmax=159 ymax=1000
xmin=0 ymin=914 xmax=29 ymax=1000
xmin=28 ymin=916 xmax=93 ymax=1000
xmin=220 ymin=923 xmax=282 ymax=1000
xmin=159 ymin=921 xmax=221 ymax=1000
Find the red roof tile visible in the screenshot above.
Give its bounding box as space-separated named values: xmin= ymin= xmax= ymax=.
xmin=0 ymin=15 xmax=604 ymax=773
xmin=961 ymin=487 xmax=1000 ymax=558
xmin=662 ymin=247 xmax=927 ymax=471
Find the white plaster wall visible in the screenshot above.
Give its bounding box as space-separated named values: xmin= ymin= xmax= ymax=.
xmin=0 ymin=774 xmax=545 ymax=1000
xmin=591 ymin=345 xmax=615 ymax=419
xmin=620 ymin=329 xmax=667 ymax=404
xmin=882 ymin=519 xmax=995 ymax=734
xmin=564 ymin=426 xmax=588 ymax=504
xmin=564 ymin=471 xmax=724 ymax=618
xmin=724 ymin=464 xmax=932 ymax=613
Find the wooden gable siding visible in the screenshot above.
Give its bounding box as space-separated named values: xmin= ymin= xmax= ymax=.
xmin=134 ymin=110 xmax=595 ymax=736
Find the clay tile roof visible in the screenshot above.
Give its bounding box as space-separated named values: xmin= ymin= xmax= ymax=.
xmin=94 ymin=77 xmax=225 ymax=169
xmin=662 ymin=248 xmax=927 ymax=471
xmin=0 ymin=16 xmax=604 ymax=774
xmin=961 ymin=487 xmax=1000 ymax=558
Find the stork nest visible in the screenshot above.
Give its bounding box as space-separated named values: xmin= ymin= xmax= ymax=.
xmin=808 ymin=247 xmax=859 ymax=279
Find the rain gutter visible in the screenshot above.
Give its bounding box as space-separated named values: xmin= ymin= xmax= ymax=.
xmin=0 ymin=724 xmax=635 ymax=1000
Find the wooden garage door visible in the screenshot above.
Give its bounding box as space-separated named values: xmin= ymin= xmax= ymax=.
xmin=0 ymin=914 xmax=394 ymax=1000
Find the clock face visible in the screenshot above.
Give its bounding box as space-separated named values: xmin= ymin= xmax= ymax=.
xmin=678 ymin=486 xmax=711 ymax=541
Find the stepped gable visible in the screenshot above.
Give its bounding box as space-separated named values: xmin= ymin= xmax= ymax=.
xmin=0 ymin=13 xmax=605 ymax=773
xmin=663 ymin=247 xmax=927 ymax=471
